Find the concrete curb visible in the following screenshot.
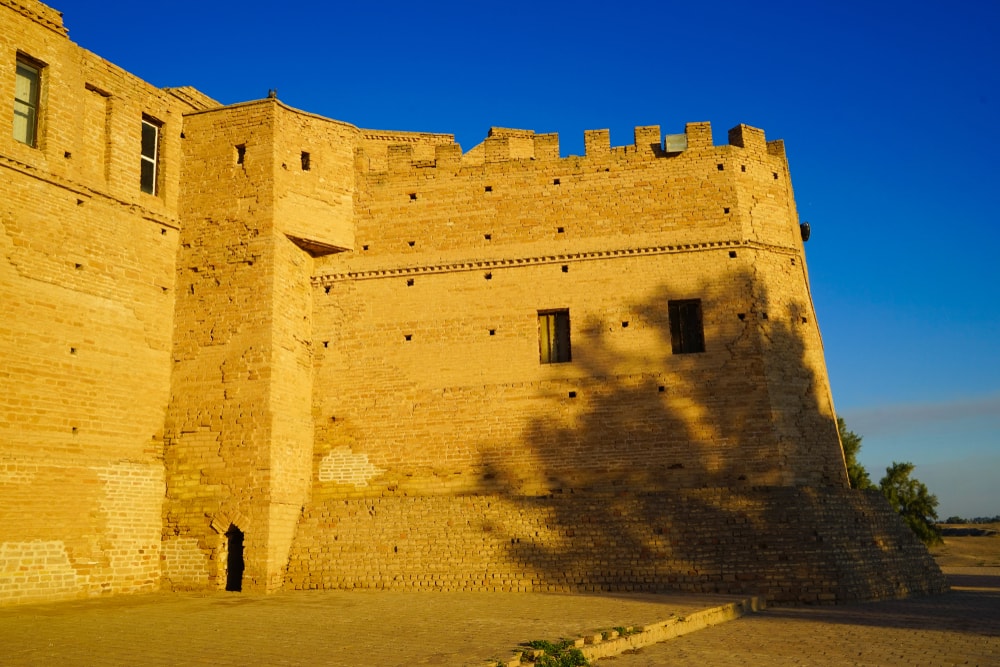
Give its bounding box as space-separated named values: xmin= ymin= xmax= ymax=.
xmin=488 ymin=596 xmax=765 ymax=666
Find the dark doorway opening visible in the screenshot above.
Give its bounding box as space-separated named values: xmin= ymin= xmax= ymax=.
xmin=225 ymin=525 xmax=245 ymax=592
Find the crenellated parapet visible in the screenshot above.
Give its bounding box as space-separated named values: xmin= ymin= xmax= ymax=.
xmin=367 ymin=120 xmax=792 ymax=177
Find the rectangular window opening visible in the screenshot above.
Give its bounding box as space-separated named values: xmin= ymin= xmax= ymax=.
xmin=13 ymin=56 xmax=42 ymax=147
xmin=140 ymin=116 xmax=161 ymax=195
xmin=301 ymin=151 xmax=311 ymax=170
xmin=236 ymin=144 xmax=246 ymax=164
xmin=668 ymin=299 xmax=705 ymax=354
xmin=538 ymin=309 xmax=571 ymax=364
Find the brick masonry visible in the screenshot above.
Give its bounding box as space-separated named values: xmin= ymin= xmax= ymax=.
xmin=0 ymin=0 xmax=945 ymax=605
xmin=287 ymin=488 xmax=946 ymax=604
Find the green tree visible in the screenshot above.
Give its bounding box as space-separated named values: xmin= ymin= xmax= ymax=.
xmin=879 ymin=461 xmax=942 ymax=546
xmin=837 ymin=416 xmax=874 ymax=490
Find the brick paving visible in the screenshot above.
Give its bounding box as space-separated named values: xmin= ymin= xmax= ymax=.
xmin=0 ymin=568 xmax=995 ymax=666
xmin=0 ymin=589 xmax=743 ymax=666
xmin=603 ymin=568 xmax=1000 ymax=666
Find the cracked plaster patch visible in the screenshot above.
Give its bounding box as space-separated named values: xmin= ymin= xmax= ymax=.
xmin=318 ymin=447 xmax=385 ymax=486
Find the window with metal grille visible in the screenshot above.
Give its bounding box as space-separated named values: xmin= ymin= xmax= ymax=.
xmin=140 ymin=116 xmax=160 ymax=194
xmin=13 ymin=58 xmax=41 ymax=146
xmin=538 ymin=310 xmax=571 ymax=364
xmin=668 ymin=299 xmax=705 ymax=354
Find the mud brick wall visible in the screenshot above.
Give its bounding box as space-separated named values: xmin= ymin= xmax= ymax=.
xmin=0 ymin=0 xmax=200 ymax=606
xmin=286 ymin=488 xmax=947 ymax=604
xmin=310 ymin=120 xmax=847 ymax=500
xmin=2 ymin=0 xmax=946 ymax=607
xmin=163 ymin=101 xmax=361 ymax=593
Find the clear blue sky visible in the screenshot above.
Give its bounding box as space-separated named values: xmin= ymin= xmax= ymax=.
xmin=51 ymin=0 xmax=999 ymax=518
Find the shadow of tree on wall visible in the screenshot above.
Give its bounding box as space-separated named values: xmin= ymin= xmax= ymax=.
xmin=473 ymin=267 xmax=944 ymax=604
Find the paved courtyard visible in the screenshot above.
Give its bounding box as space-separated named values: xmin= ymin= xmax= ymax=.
xmin=605 ymin=568 xmax=1000 ymax=667
xmin=0 ymin=568 xmax=996 ymax=666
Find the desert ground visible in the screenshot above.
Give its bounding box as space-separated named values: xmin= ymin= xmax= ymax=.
xmin=931 ymin=522 xmax=1000 ymax=567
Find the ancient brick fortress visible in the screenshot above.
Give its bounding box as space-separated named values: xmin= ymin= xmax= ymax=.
xmin=0 ymin=0 xmax=945 ymax=606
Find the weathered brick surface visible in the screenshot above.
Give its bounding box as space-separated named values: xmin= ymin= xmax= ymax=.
xmin=286 ymin=489 xmax=946 ymax=604
xmin=1 ymin=0 xmax=944 ymax=606
xmin=1 ymin=0 xmax=197 ymax=605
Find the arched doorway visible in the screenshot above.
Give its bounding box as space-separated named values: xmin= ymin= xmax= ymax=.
xmin=225 ymin=525 xmax=245 ymax=592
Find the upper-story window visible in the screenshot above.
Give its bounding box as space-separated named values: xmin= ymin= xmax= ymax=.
xmin=538 ymin=309 xmax=572 ymax=364
xmin=140 ymin=116 xmax=161 ymax=195
xmin=668 ymin=299 xmax=705 ymax=354
xmin=13 ymin=57 xmax=42 ymax=147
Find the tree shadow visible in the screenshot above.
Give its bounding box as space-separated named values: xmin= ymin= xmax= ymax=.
xmin=474 ymin=267 xmax=946 ymax=604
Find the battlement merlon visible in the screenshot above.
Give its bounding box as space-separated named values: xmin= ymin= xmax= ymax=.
xmin=372 ymin=121 xmax=789 ymax=173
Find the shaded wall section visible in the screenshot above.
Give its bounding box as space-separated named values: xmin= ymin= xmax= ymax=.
xmin=286 ymin=488 xmax=946 ymax=603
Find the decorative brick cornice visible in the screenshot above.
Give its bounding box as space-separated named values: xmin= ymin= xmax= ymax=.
xmin=312 ymin=239 xmax=777 ymax=285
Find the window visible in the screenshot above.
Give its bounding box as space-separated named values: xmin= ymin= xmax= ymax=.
xmin=13 ymin=58 xmax=41 ymax=146
xmin=538 ymin=310 xmax=571 ymax=364
xmin=668 ymin=299 xmax=705 ymax=354
xmin=140 ymin=116 xmax=161 ymax=194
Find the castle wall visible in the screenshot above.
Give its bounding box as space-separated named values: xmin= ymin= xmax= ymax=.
xmin=163 ymin=101 xmax=359 ymax=592
xmin=164 ymin=102 xmax=282 ymax=591
xmin=1 ymin=0 xmax=943 ymax=607
xmin=309 ymin=122 xmax=847 ymax=502
xmin=286 ymin=488 xmax=947 ymax=604
xmin=0 ymin=0 xmax=195 ymax=605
